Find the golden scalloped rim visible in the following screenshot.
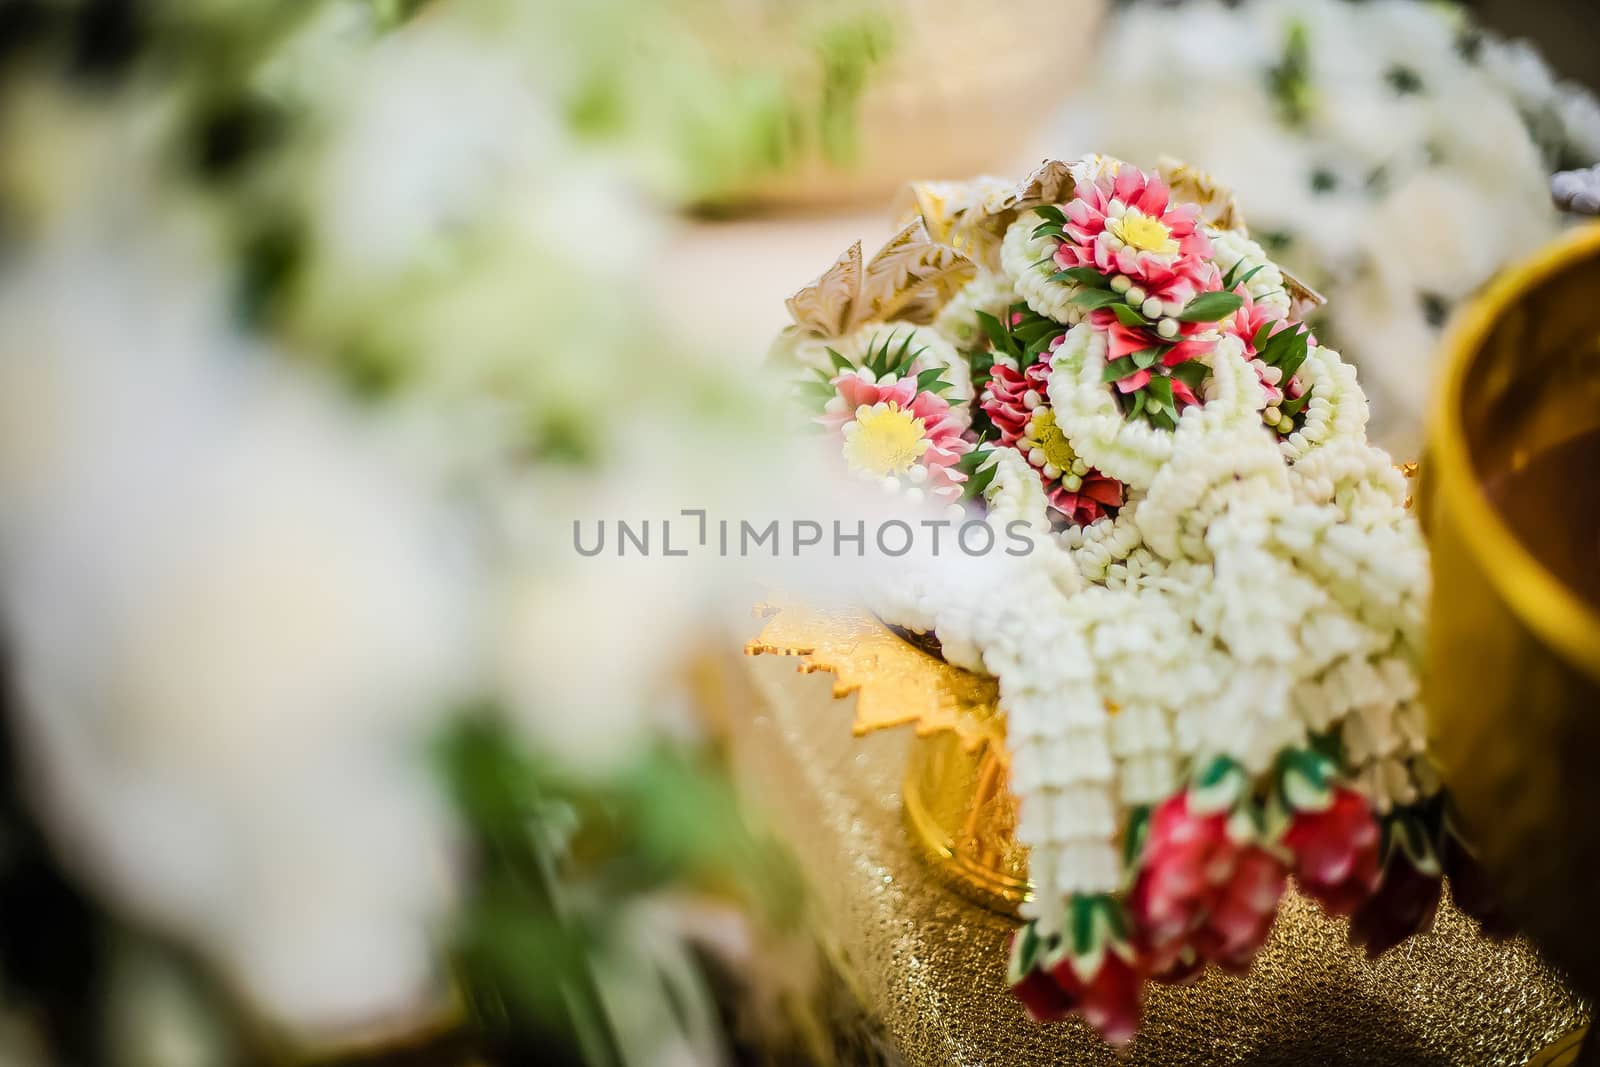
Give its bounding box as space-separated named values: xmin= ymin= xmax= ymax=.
xmin=745 ymin=604 xmax=1006 ymax=759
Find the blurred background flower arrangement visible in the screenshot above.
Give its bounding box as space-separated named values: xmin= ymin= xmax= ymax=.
xmin=1049 ymin=0 xmax=1600 ymax=452
xmin=0 ymin=1 xmax=878 ymax=1063
xmin=0 ymin=0 xmax=1595 ymax=1064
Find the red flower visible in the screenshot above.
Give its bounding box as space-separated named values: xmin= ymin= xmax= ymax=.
xmin=1009 ymin=939 xmax=1075 ymax=1022
xmin=1348 ymin=846 xmax=1443 ymax=959
xmin=1440 ymin=828 xmax=1516 ymax=940
xmin=980 ymin=360 xmax=1124 ymax=526
xmin=1050 ymin=946 xmax=1143 ymax=1048
xmin=1007 ymin=901 xmax=1145 ymax=1048
xmin=1282 ymin=787 xmax=1382 ymax=917
xmin=1129 ymin=792 xmax=1287 ymax=978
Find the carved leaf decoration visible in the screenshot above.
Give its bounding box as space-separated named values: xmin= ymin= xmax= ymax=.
xmin=746 ymin=604 xmax=1007 ymax=758
xmin=782 ymin=219 xmax=974 ymax=339
xmin=1156 ymin=156 xmax=1247 ymax=233
xmin=897 ymin=161 xmax=1079 ymax=274
xmin=1284 ymin=269 xmax=1327 ymax=319
xmin=784 ymin=239 xmax=862 ymax=339
xmin=894 ymin=176 xmax=1013 ymax=272
xmin=853 ymin=217 xmax=976 ymax=329
xmin=1003 ymin=159 xmax=1079 ymax=215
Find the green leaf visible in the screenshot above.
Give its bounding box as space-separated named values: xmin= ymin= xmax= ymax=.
xmin=1275 ymin=747 xmax=1341 ymax=814
xmin=1177 ymin=291 xmax=1245 ymax=323
xmin=1015 ymin=318 xmax=1062 ymax=343
xmin=1236 ymin=263 xmax=1268 ymax=289
xmin=1053 ymin=266 xmax=1111 ymax=289
xmin=1101 ymin=356 xmax=1138 ymax=383
xmin=1033 ymin=204 xmax=1067 ymax=226
xmin=967 ymin=463 xmax=998 ymax=499
xmin=891 ymin=331 xmax=919 ymax=376
xmin=1007 ymin=923 xmax=1043 ymax=983
xmin=955 ymin=439 xmax=992 ymax=474
xmin=1111 ymin=303 xmax=1148 ymax=328
xmin=1130 ymin=346 xmax=1163 ymax=370
xmin=1025 ymin=330 xmax=1065 ymax=359
xmin=915 ymin=367 xmax=953 ymax=394
xmin=1251 ymin=320 xmax=1277 ymax=351
xmin=825 ymin=346 xmax=853 ymax=373
xmin=1170 ymin=360 xmax=1210 ymax=389
xmin=1279 ymin=386 xmax=1313 ymax=418
xmin=1127 ymin=390 xmax=1145 ymax=421
xmin=1144 ymin=374 xmax=1174 ymax=410
xmin=1122 ymin=806 xmax=1152 ymax=872
xmin=1190 ymin=755 xmax=1245 ymax=813
xmin=975 ymin=310 xmax=1021 ymax=361
xmin=1031 ymin=222 xmax=1066 ymax=241
xmin=1067 ymin=289 xmax=1125 ymax=311
xmin=1277 ymin=336 xmax=1310 ymax=381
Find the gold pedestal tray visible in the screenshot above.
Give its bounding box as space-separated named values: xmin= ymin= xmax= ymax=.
xmin=736 ymin=608 xmax=1587 ymax=1066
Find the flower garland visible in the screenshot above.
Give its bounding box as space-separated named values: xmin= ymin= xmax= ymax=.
xmin=776 ymin=156 xmax=1502 ymax=1047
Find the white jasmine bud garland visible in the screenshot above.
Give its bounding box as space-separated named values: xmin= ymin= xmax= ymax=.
xmin=934 ymin=269 xmax=1019 ymax=349
xmin=1000 ymin=214 xmax=1092 ymax=327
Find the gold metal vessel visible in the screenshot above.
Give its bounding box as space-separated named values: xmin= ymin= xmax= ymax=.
xmin=1423 ymin=223 xmax=1600 ymax=1008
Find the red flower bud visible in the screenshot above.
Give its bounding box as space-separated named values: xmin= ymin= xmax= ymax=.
xmin=1283 ymin=786 xmax=1381 ymax=916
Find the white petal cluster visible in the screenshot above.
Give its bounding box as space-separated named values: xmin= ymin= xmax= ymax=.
xmin=934 ymin=268 xmax=1019 ymax=350
xmin=1274 ymin=343 xmax=1368 ymax=464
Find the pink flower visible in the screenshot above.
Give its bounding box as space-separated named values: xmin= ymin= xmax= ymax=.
xmin=1053 ymin=166 xmax=1215 ymax=307
xmin=820 ymin=371 xmax=971 ymax=501
xmin=1129 ymin=792 xmax=1287 ymax=978
xmin=1282 ymin=787 xmax=1382 ymax=917
xmin=1223 ymin=289 xmax=1306 ymax=405
xmin=980 ymin=361 xmax=1124 ymax=525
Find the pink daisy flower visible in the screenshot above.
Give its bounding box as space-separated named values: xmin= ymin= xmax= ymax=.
xmin=981 ymin=359 xmax=1124 ymax=525
xmin=1054 ymin=166 xmax=1216 ymax=309
xmin=1223 ymin=290 xmax=1305 ymax=406
xmin=821 ymin=371 xmax=971 ymax=502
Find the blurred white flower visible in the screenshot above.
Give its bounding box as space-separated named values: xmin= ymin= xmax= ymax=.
xmin=0 ymin=201 xmax=479 ymax=1036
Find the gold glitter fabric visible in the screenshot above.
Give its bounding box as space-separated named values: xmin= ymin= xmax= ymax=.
xmin=730 ymin=656 xmax=1588 ymax=1067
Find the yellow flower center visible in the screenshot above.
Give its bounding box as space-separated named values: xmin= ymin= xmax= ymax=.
xmin=843 ymin=404 xmax=929 ymax=477
xmin=1109 ymin=209 xmax=1178 ymax=255
xmin=1031 ymin=409 xmax=1078 ymax=472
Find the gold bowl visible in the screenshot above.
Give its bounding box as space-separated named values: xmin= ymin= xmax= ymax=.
xmin=1423 ymin=222 xmax=1600 ymax=1001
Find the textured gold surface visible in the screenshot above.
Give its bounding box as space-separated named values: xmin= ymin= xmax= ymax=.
xmin=731 ymin=648 xmax=1588 ymax=1067
xmin=1427 ymin=223 xmax=1600 ymax=1001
